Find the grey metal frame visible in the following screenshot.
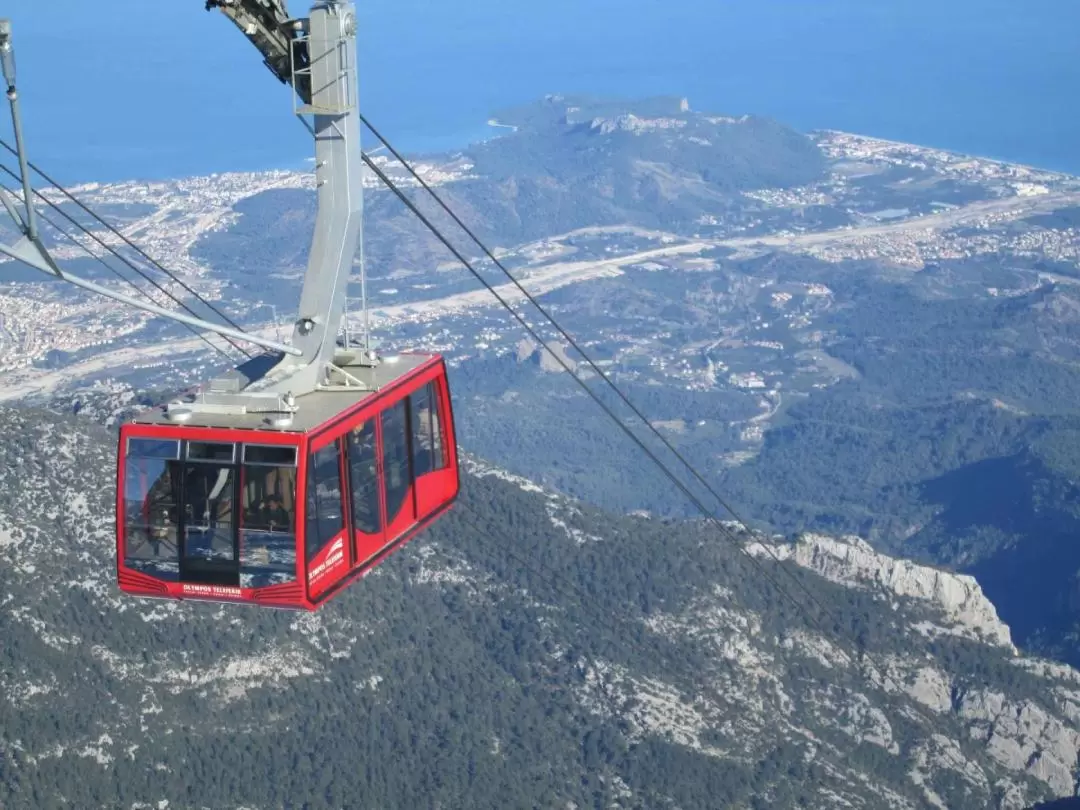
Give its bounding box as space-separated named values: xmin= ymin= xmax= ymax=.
xmin=256 ymin=1 xmax=369 ymax=395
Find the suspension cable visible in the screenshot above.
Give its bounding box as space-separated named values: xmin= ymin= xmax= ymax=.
xmin=0 ymin=138 xmax=255 ymax=358
xmin=0 ymin=170 xmax=243 ymax=362
xmin=361 ymin=151 xmax=896 ymax=694
xmin=449 ymin=495 xmax=876 ymax=723
xmin=358 ymin=117 xmax=895 ymax=687
xmin=0 ymin=178 xmax=239 ymax=363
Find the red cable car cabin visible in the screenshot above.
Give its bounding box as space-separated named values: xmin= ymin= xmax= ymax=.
xmin=116 ymin=353 xmax=459 ymax=610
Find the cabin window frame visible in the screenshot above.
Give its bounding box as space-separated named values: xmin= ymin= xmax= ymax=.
xmin=122 ymin=441 xmax=183 ymax=580
xmin=121 ymin=436 xmax=304 ymax=589
xmin=239 ymin=447 xmax=299 ymax=589
xmin=409 ymin=381 xmax=449 ymax=478
xmin=346 ymin=417 xmax=383 ymax=537
xmin=381 ymin=397 xmax=413 ymax=528
xmin=179 ymin=454 xmax=239 ymax=570
xmin=304 ymin=438 xmax=347 ymax=564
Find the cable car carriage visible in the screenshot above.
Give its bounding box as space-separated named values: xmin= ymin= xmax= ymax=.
xmin=118 ymin=352 xmax=459 ymax=610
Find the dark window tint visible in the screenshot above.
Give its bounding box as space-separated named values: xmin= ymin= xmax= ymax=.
xmin=410 ymin=382 xmax=447 ymax=477
xmin=128 ymin=438 xmax=180 ymax=459
xmin=347 ymin=419 xmax=382 ymax=535
xmin=243 ymin=445 xmax=297 ymax=466
xmin=306 ymin=441 xmax=345 ymax=562
xmin=381 ymin=399 xmax=411 ymax=524
xmin=187 ymin=442 xmax=235 ymax=463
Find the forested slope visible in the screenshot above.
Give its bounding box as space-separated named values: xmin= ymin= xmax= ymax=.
xmin=0 ymin=405 xmax=1078 ymax=808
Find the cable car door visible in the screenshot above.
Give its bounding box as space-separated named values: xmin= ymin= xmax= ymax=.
xmin=180 ymin=442 xmax=240 ymax=587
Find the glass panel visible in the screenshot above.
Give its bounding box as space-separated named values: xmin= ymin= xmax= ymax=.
xmin=243 ymin=445 xmax=297 ymax=466
xmin=127 ymin=438 xmax=180 ymax=459
xmin=347 ymin=419 xmax=381 ymax=534
xmin=240 ymin=463 xmax=297 ymax=588
xmin=122 ymin=456 xmax=180 ymax=580
xmin=410 ymin=385 xmax=435 ymax=477
xmin=382 ymin=399 xmax=412 ymax=525
xmin=187 ymin=442 xmax=235 ymax=463
xmin=410 ymin=382 xmax=448 ymax=476
xmin=305 ymin=441 xmax=345 ymax=562
xmin=182 ymin=464 xmax=236 ymax=562
xmin=431 ymin=384 xmax=447 ymax=471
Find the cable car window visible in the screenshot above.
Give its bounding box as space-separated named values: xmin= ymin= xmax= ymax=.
xmin=347 ymin=419 xmax=381 ymax=534
xmin=382 ymin=399 xmax=411 ymax=524
xmin=243 ymin=445 xmax=297 ymax=466
xmin=187 ymin=442 xmax=235 ymax=463
xmin=306 ymin=441 xmax=345 ymax=562
xmin=127 ymin=438 xmax=180 ymax=459
xmin=182 ymin=463 xmax=236 ymax=563
xmin=430 ymin=385 xmax=446 ymax=471
xmin=122 ymin=453 xmax=180 ymax=580
xmin=240 ymin=461 xmax=298 ymax=588
xmin=410 ymin=383 xmax=444 ymax=476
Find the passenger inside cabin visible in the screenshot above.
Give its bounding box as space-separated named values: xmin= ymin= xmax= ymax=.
xmin=151 ymin=508 xmax=173 ymax=555
xmin=261 ymin=495 xmax=290 ymax=530
xmin=245 ymin=494 xmax=292 ymax=532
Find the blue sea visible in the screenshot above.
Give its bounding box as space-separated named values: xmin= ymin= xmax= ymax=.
xmin=6 ymin=0 xmax=1080 ymax=184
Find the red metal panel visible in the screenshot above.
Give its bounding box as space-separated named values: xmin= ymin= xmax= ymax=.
xmin=251 ymin=580 xmax=307 ymax=608
xmin=354 ymin=528 xmax=385 ymax=567
xmin=115 ymin=427 xmax=127 ymax=583
xmin=308 ymin=354 xmax=446 ymax=448
xmin=414 ymin=467 xmax=459 ymax=519
xmin=117 ymin=573 xmax=311 ymax=610
xmin=308 ymin=496 xmax=458 ymax=608
xmin=306 ymin=530 xmax=350 ymax=599
xmin=117 ymin=567 xmax=169 ymax=595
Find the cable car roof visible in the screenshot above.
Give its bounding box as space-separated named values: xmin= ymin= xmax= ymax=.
xmin=128 ymin=352 xmax=437 ymax=434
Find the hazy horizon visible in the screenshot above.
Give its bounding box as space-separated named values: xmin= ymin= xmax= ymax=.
xmin=5 ymin=0 xmax=1079 ymax=183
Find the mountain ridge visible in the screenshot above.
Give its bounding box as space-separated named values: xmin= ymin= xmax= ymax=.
xmin=1 ymin=401 xmax=1079 ymax=808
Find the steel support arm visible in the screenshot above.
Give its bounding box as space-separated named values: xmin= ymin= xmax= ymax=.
xmin=0 ymin=20 xmax=38 ymax=241
xmin=0 ymin=239 xmax=302 ymax=357
xmin=251 ymin=1 xmax=365 ymax=394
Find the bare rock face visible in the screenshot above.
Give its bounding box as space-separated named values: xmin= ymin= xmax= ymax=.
xmin=748 ymin=532 xmax=1015 ymax=650
xmin=957 ymin=689 xmax=1080 ymax=795
xmin=515 ymin=336 xmax=578 ymax=373
xmin=740 ymin=531 xmax=1080 ymax=802
xmin=589 ymin=114 xmax=689 ymax=136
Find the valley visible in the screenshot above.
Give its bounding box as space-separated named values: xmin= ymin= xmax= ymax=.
xmin=3 ymin=94 xmax=1080 ymax=807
